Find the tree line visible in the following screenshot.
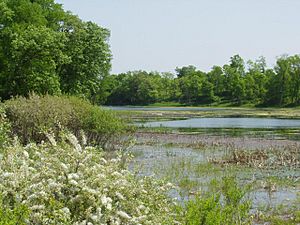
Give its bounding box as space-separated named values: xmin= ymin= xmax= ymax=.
xmin=0 ymin=0 xmax=299 ymax=107
xmin=104 ymin=54 xmax=300 ymax=106
xmin=0 ymin=0 xmax=111 ymax=103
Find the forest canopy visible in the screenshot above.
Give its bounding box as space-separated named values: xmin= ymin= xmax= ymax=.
xmin=0 ymin=0 xmax=111 ymax=103
xmin=104 ymin=54 xmax=300 ymax=106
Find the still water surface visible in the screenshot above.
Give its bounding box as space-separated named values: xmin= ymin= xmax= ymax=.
xmin=109 ymin=106 xmax=300 ymax=129
xmin=142 ymin=118 xmax=300 ymax=129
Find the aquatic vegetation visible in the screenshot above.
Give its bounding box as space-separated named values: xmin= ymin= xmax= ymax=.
xmin=211 ymin=145 xmax=300 ymax=169
xmin=176 ymin=177 xmax=252 ymax=225
xmin=121 ymin=107 xmax=300 ymax=121
xmin=254 ymin=202 xmax=300 ymax=225
xmin=129 ymin=130 xmax=300 ymax=224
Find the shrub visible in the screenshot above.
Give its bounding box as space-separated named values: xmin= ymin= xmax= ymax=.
xmin=4 ymin=94 xmax=129 ymax=149
xmin=0 ymin=132 xmax=176 ymax=224
xmin=0 ymin=106 xmax=11 ymax=150
xmin=0 ymin=195 xmax=29 ymax=225
xmin=177 ymin=177 xmax=252 ymax=225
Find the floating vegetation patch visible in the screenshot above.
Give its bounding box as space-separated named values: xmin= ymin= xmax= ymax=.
xmin=210 ymin=145 xmax=300 ymax=169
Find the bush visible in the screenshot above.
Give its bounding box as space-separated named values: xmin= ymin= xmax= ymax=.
xmin=0 ymin=132 xmax=176 ymax=224
xmin=0 ymin=107 xmax=11 ymax=150
xmin=0 ymin=195 xmax=29 ymax=225
xmin=4 ymin=94 xmax=129 ymax=149
xmin=177 ymin=177 xmax=252 ymax=225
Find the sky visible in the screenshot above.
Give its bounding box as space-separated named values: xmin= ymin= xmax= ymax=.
xmin=56 ymin=0 xmax=300 ymax=74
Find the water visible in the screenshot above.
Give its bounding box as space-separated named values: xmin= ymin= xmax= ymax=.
xmin=117 ymin=105 xmax=300 ymax=210
xmin=141 ymin=117 xmax=300 ymax=129
xmin=128 ymin=143 xmax=299 ymax=209
xmin=128 ymin=145 xmax=205 ymax=177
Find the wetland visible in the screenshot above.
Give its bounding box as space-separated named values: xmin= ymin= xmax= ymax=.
xmin=116 ymin=106 xmax=300 ymax=224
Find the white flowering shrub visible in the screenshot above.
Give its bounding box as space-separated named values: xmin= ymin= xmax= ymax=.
xmin=0 ymin=133 xmax=176 ymax=224
xmin=0 ymin=106 xmax=11 ymax=149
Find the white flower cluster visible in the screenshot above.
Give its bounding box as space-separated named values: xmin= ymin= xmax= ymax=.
xmin=0 ymin=133 xmax=177 ymax=224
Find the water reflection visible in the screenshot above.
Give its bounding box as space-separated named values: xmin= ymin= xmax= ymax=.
xmin=142 ymin=117 xmax=300 ymax=129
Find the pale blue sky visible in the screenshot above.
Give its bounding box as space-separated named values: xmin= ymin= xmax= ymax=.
xmin=56 ymin=0 xmax=300 ymax=74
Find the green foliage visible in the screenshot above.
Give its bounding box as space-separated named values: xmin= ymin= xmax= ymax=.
xmin=176 ymin=65 xmax=197 ymax=78
xmin=60 ymin=17 xmax=112 ymax=103
xmin=177 ymin=177 xmax=252 ymax=225
xmin=67 ymin=96 xmax=129 ymax=148
xmin=265 ymin=55 xmax=300 ymax=106
xmin=107 ymin=71 xmax=165 ymax=105
xmin=0 ymin=195 xmax=29 ymax=225
xmin=222 ymin=55 xmax=246 ymax=105
xmin=1 ymin=25 xmax=66 ymax=98
xmin=4 ymin=94 xmax=127 ymax=149
xmin=104 ymin=54 xmax=300 ymax=107
xmin=0 ymin=0 xmax=111 ymax=103
xmin=259 ymin=210 xmax=300 ymax=225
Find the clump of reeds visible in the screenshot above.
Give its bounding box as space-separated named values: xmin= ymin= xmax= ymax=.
xmin=210 ymin=144 xmax=299 ymax=169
